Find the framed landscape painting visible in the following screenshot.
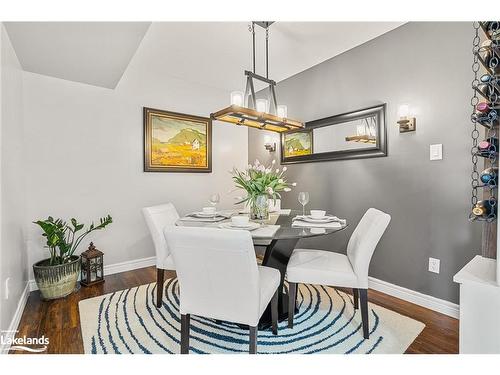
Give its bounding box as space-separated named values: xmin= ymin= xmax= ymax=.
xmin=282 ymin=130 xmax=313 ymax=158
xmin=143 ymin=107 xmax=212 ymax=172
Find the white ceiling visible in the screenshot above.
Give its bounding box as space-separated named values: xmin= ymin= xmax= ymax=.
xmin=4 ymin=22 xmax=151 ymax=88
xmin=4 ymin=22 xmax=404 ymax=90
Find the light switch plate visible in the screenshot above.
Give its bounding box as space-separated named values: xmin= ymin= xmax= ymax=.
xmin=430 ymin=144 xmax=443 ymax=160
xmin=429 ymin=257 xmax=440 ymax=274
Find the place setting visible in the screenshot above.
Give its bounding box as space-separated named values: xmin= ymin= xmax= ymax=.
xmin=180 ymin=194 xmax=234 ymax=222
xmin=218 ymin=215 xmax=261 ymax=231
xmin=292 ymin=192 xmax=346 ymax=229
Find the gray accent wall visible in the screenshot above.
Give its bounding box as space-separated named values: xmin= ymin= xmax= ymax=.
xmin=248 ymin=22 xmax=481 ymax=304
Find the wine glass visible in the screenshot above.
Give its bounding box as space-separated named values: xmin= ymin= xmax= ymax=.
xmin=298 ymin=192 xmax=310 ymax=217
xmin=209 ymin=193 xmax=220 ymax=219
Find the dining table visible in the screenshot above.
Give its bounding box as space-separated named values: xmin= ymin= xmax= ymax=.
xmin=175 ymin=209 xmax=348 ymax=330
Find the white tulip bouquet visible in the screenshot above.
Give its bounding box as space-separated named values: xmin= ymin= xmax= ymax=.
xmin=231 ymin=160 xmax=296 ymax=213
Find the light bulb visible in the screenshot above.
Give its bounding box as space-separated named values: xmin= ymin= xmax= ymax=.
xmin=256 ymin=99 xmax=269 ymax=113
xmin=230 ymin=91 xmax=244 ymax=107
xmin=277 ymin=105 xmax=288 ymax=118
xmin=356 ymin=124 xmax=366 ymax=136
xmin=398 ymin=104 xmax=409 ymax=118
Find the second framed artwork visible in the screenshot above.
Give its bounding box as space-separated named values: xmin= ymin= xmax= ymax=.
xmin=143 ymin=107 xmax=212 ymax=172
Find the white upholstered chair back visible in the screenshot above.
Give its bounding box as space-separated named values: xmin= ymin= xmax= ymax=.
xmin=164 ymin=226 xmax=262 ymax=326
xmin=142 ymin=203 xmax=179 ymax=268
xmin=346 ymin=208 xmax=391 ymax=288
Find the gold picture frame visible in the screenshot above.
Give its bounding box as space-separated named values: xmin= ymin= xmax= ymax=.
xmin=143 ymin=107 xmax=212 ymax=173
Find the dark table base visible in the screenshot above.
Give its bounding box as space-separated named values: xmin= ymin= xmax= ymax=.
xmin=258 ymin=237 xmax=300 ymax=330
xmin=257 ymin=291 xmax=299 ymax=330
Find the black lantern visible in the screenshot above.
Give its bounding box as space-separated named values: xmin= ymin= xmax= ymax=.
xmin=80 ymin=242 xmax=104 ymax=286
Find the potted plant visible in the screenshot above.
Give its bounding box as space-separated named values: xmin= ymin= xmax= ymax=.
xmin=231 ymin=159 xmax=296 ymax=220
xmin=33 ymin=215 xmax=112 ymax=300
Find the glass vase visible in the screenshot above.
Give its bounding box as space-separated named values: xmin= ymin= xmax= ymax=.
xmin=250 ymin=195 xmax=269 ymax=221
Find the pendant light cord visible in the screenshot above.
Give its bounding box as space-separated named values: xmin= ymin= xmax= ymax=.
xmin=251 ymin=22 xmax=256 ymax=73
xmin=265 ymin=26 xmax=269 ymax=79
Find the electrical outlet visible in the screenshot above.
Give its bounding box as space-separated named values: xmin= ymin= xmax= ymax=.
xmin=428 ymin=258 xmax=440 ymax=274
xmin=4 ymin=277 xmax=11 ymax=300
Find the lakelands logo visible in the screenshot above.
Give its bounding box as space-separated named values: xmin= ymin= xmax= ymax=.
xmin=1 ymin=330 xmax=49 ymax=353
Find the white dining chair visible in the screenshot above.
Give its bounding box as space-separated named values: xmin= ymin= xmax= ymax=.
xmin=142 ymin=203 xmax=180 ymax=308
xmin=164 ymin=226 xmax=280 ymax=354
xmin=286 ymin=208 xmax=391 ymax=339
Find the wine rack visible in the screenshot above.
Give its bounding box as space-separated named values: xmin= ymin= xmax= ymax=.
xmin=470 ymin=22 xmax=500 ymax=258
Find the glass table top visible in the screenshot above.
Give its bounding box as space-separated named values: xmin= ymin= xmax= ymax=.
xmin=175 ymin=209 xmax=348 ymax=241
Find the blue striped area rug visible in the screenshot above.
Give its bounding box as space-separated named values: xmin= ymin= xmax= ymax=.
xmin=78 ymin=278 xmax=424 ymax=354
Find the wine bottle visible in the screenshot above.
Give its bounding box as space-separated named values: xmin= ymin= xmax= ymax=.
xmin=473 ymin=111 xmax=499 ymax=127
xmin=480 ymin=74 xmax=500 ymax=84
xmin=478 ymin=137 xmax=498 ymax=155
xmin=476 ymin=102 xmax=499 ymax=113
xmin=483 ymin=22 xmax=500 ymax=33
xmin=472 ymin=199 xmax=497 ymax=219
xmin=476 ymin=82 xmax=500 ymax=98
xmin=480 ymin=167 xmax=498 ymax=185
xmin=480 ymin=40 xmax=500 ymax=60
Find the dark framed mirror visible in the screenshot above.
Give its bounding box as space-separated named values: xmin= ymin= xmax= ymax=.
xmin=281 ymin=104 xmax=387 ymax=164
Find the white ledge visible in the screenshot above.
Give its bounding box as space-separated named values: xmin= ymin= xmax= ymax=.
xmin=453 ymin=255 xmax=498 ymax=287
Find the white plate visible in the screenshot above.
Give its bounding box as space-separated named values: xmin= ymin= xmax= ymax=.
xmin=219 ymin=222 xmax=260 ymax=231
xmin=301 ymin=216 xmax=338 ymax=223
xmin=192 ymin=211 xmax=219 ymax=218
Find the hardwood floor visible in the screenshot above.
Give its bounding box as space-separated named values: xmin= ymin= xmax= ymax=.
xmin=10 ymin=266 xmax=458 ymax=354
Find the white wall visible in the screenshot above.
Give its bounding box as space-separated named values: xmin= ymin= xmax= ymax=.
xmin=22 ymin=23 xmax=248 ymax=274
xmin=0 ymin=24 xmax=28 ymax=332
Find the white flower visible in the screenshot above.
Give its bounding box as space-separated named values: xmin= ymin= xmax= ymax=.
xmin=266 ymin=187 xmax=274 ymax=195
xmin=248 ymin=164 xmax=253 ymax=170
xmin=278 ymin=179 xmax=284 ymax=184
xmin=272 ymin=160 xmax=276 ymax=165
xmin=284 ymin=187 xmax=291 ymax=192
xmin=254 ymin=159 xmax=260 ymax=166
xmin=276 ymin=169 xmax=280 ymax=173
xmin=282 ymin=167 xmax=287 ymax=172
xmin=259 ymin=165 xmax=266 ymax=172
xmin=265 ymin=168 xmax=271 ymax=173
xmin=292 ymin=182 xmax=297 ymax=186
xmin=244 ymin=175 xmax=251 ymax=181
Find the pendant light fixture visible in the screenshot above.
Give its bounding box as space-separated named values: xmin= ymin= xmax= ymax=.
xmin=211 ymin=22 xmax=305 ymax=133
xmin=345 ymin=117 xmax=377 ymax=144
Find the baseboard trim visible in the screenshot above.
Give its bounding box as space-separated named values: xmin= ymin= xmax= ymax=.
xmin=28 ymin=256 xmax=156 ymax=292
xmin=24 ymin=256 xmax=459 ymax=319
xmin=103 ymin=256 xmax=156 ymax=276
xmin=368 ymin=276 xmax=459 ymax=319
xmin=1 ymin=282 xmax=30 ymax=353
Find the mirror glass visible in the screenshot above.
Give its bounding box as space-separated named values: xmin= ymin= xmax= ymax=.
xmin=281 ymin=104 xmax=386 ymax=164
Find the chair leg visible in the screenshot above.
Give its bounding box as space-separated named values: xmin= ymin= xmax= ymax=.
xmin=181 ymin=314 xmax=190 ymax=354
xmin=156 ymin=268 xmax=165 ymax=308
xmin=359 ymin=289 xmax=369 ymax=339
xmin=288 ymin=282 xmax=297 ymax=328
xmin=353 ymin=288 xmax=359 ymax=310
xmin=249 ymin=326 xmax=257 ymax=354
xmin=271 ymin=290 xmax=278 ymax=335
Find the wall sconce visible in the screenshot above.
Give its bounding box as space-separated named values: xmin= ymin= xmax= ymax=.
xmin=397 ymin=104 xmax=416 ymax=133
xmin=264 ymin=135 xmax=276 ymax=152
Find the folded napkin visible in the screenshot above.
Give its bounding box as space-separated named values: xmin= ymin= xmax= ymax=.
xmin=292 ymin=220 xmax=343 ymax=229
xmin=180 ymin=215 xmax=227 ymax=223
xmin=251 ymin=224 xmax=280 ymax=238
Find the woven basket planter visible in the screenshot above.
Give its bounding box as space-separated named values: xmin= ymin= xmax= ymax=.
xmin=33 ymin=256 xmax=81 ymax=300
